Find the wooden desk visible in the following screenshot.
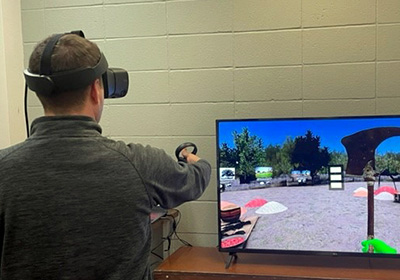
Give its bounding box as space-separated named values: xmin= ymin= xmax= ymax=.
xmin=154 ymin=246 xmax=400 ymax=280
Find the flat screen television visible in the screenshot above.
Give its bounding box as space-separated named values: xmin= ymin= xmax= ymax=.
xmin=216 ymin=115 xmax=400 ymax=261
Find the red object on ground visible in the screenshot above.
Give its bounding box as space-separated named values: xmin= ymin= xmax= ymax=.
xmin=245 ymin=198 xmax=267 ymax=208
xmin=374 ymin=186 xmax=398 ymax=195
xmin=221 ymin=235 xmax=245 ymax=248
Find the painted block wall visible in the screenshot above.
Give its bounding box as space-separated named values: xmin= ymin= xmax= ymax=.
xmin=0 ymin=0 xmax=25 ymax=148
xmin=20 ymin=0 xmax=400 ymax=254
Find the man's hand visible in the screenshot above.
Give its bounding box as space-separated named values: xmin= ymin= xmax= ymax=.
xmin=181 ymin=148 xmax=200 ymax=164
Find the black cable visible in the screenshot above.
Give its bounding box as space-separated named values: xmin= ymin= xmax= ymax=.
xmin=24 ymin=83 xmax=30 ymax=137
xmin=171 ymin=209 xmax=192 ymax=247
xmin=150 ymin=251 xmax=163 ymax=261
xmin=150 ymin=215 xmax=175 ymax=261
xmin=150 ymin=209 xmax=193 ymax=262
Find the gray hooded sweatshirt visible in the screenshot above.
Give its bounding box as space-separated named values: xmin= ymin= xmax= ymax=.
xmin=0 ymin=116 xmax=211 ymax=280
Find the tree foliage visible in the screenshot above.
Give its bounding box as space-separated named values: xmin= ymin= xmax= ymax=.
xmin=232 ymin=128 xmax=265 ymax=183
xmin=219 ymin=143 xmax=236 ymax=167
xmin=291 ymin=130 xmax=330 ymax=176
xmin=375 ymin=152 xmax=400 ymax=174
xmin=220 ymin=128 xmax=296 ymax=183
xmin=219 ymin=128 xmax=400 ymax=183
xmin=264 ymin=137 xmax=295 ymax=176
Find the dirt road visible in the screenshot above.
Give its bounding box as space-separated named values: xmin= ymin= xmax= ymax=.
xmin=220 ymin=181 xmax=400 ymax=254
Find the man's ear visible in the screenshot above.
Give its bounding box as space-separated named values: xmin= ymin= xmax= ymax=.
xmin=89 ymin=78 xmax=102 ymax=104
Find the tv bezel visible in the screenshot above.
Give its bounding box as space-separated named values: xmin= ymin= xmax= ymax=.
xmin=216 ymin=114 xmax=400 ymax=259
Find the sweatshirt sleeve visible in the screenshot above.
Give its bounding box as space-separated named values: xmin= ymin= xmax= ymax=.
xmin=126 ymin=143 xmax=212 ymax=209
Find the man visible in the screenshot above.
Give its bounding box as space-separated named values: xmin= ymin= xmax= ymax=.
xmin=0 ymin=33 xmax=211 ymax=279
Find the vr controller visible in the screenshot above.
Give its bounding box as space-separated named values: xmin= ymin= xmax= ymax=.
xmin=23 ymin=30 xmax=129 ymax=99
xmin=175 ymin=142 xmax=198 ymax=163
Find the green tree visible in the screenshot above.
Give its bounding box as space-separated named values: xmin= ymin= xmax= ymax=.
xmin=320 ymin=151 xmax=348 ymax=174
xmin=219 ymin=143 xmax=237 ymax=167
xmin=275 ymin=137 xmax=295 ymax=175
xmin=291 ymin=130 xmax=330 ymax=177
xmin=233 ymin=128 xmax=265 ymax=183
xmin=264 ymin=144 xmax=280 ymax=169
xmin=375 ymin=152 xmax=400 ymax=174
xmin=264 ymin=137 xmax=295 ymax=176
xmin=329 ymin=151 xmax=348 ymax=167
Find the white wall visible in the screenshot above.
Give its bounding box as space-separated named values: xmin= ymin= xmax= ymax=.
xmin=0 ymin=0 xmax=25 ymax=148
xmin=20 ymin=0 xmax=400 ymax=253
xmin=0 ymin=2 xmax=10 ymax=148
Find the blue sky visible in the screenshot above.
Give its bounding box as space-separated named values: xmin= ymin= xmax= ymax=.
xmin=217 ymin=116 xmax=400 ymax=154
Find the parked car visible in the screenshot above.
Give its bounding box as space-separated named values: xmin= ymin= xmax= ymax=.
xmin=289 ymin=170 xmax=312 ymax=186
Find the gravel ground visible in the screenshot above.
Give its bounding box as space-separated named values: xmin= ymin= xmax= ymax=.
xmin=220 ymin=181 xmax=400 ymax=254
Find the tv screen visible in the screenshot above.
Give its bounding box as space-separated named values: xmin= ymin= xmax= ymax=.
xmin=217 ymin=115 xmax=400 ymax=257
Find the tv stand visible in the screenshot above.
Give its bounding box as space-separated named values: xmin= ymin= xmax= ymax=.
xmin=225 ymin=252 xmax=237 ymax=269
xmin=154 ymin=246 xmax=400 ymax=280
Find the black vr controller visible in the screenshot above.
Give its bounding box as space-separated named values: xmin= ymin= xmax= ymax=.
xmin=175 ymin=142 xmax=198 ymax=163
xmin=23 ymin=30 xmax=129 ymax=99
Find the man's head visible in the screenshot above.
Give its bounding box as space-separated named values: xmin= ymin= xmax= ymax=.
xmin=28 ymin=34 xmax=104 ymax=122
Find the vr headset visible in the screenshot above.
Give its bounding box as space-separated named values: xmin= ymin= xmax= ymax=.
xmin=23 ymin=30 xmax=128 ymax=99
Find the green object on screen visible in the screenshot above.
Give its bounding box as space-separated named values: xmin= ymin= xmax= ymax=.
xmin=361 ymin=238 xmax=397 ymax=254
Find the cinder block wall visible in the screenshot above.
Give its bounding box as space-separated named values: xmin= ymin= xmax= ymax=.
xmin=21 ymin=0 xmax=400 ymax=253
